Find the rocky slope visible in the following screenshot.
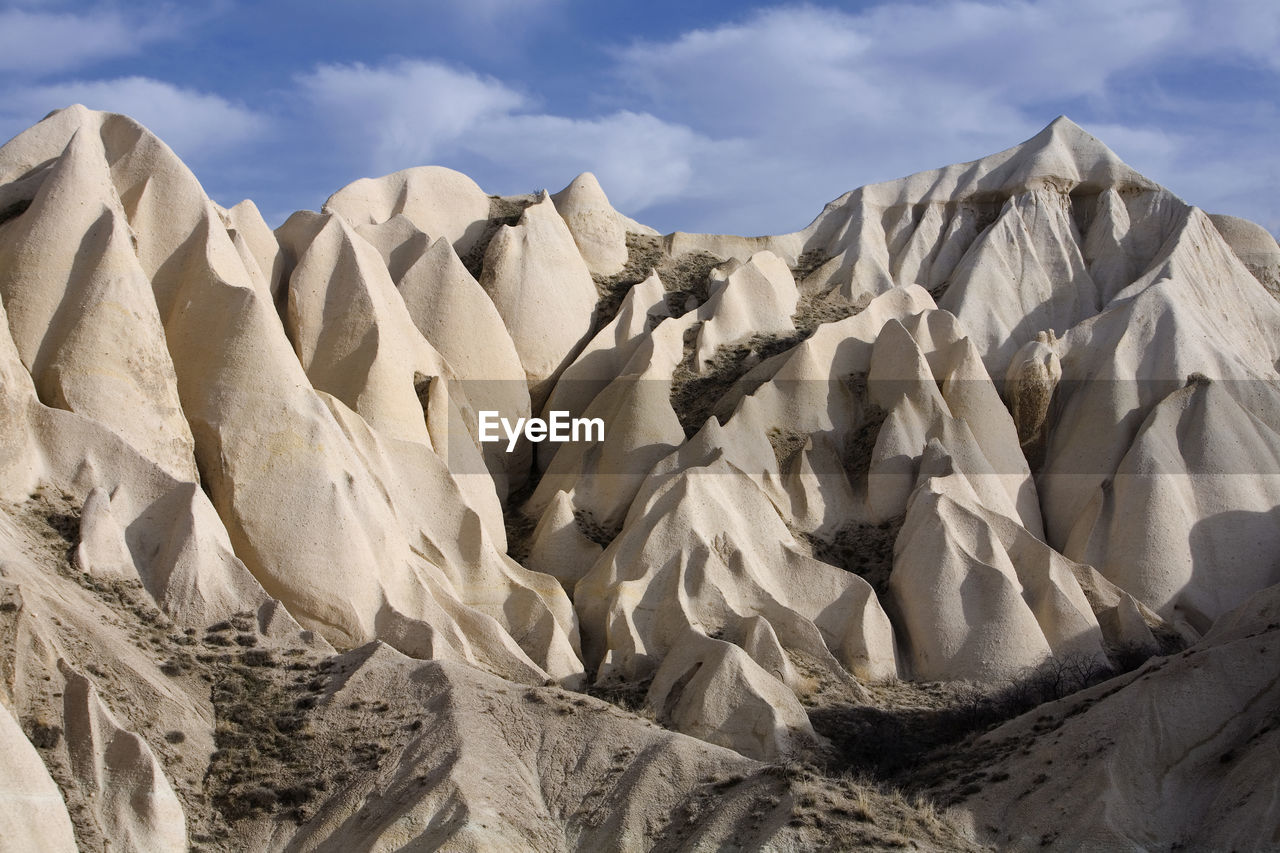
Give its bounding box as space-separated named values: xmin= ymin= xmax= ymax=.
xmin=1 ymin=106 xmax=1278 ymax=851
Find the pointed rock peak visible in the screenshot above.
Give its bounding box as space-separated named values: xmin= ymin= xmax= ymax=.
xmin=1035 ymin=115 xmax=1114 ymax=157
xmin=550 ymin=171 xmax=631 ymax=275
xmin=820 ymin=115 xmax=1165 ymax=222
xmin=39 ymin=103 xmax=98 ymax=132
xmin=1006 ymin=115 xmax=1156 ymax=194
xmin=423 ymin=232 xmax=461 ymax=265
xmin=28 ymin=104 xmax=93 ymax=139
xmin=49 ymin=102 xmax=90 ymax=119
xmin=685 ymin=414 xmax=729 ymax=460
xmin=552 ymin=171 xmax=613 ymax=208
xmin=1 ymin=105 xmax=108 ymax=181
xmin=407 ymin=235 xmax=482 ymax=289
xmin=519 ymin=190 xmax=565 ymax=226
xmin=221 ymin=198 xmax=269 ymax=234
xmin=13 ymin=105 xmax=165 ymax=164
xmin=1046 ymin=114 xmax=1085 ymax=133
xmin=227 ymin=197 xmax=262 ymax=217
xmin=274 ymin=209 xmax=333 ymax=259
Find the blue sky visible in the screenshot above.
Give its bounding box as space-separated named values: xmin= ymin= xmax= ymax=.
xmin=2 ymin=0 xmax=1278 ymax=238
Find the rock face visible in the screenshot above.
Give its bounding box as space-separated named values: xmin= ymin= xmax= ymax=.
xmin=958 ymin=583 xmax=1280 ymax=851
xmin=1 ymin=106 xmax=1279 ymax=849
xmin=550 ymin=171 xmax=631 ymax=276
xmin=322 ymin=165 xmax=493 ymax=257
xmin=479 ymin=192 xmax=601 ymax=406
xmin=0 ymin=701 xmax=77 ymax=852
xmin=61 ymin=663 xmax=188 ymax=852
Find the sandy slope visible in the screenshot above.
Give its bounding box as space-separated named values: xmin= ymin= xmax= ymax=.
xmin=1 ymin=106 xmax=1278 ymax=849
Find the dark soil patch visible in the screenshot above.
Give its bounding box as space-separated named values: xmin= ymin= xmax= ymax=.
xmin=668 ymin=303 xmax=868 ymax=441
xmin=670 ymin=329 xmax=808 ymax=439
xmin=502 ymin=464 xmax=544 ymax=565
xmin=658 ymin=249 xmax=723 ymax=317
xmin=582 ymin=674 xmax=653 ymax=717
xmin=207 ymin=657 xmax=328 ymax=822
xmin=459 ymin=194 xmax=537 ymax=280
xmin=802 ymin=516 xmax=902 ymax=596
xmin=590 ymin=232 xmax=667 ymax=329
xmin=791 ymin=249 xmax=833 ymax=283
xmin=809 ymin=654 xmax=1120 ymax=794
xmin=573 ymin=508 xmax=619 ymax=549
xmin=793 ymin=292 xmax=860 ymax=335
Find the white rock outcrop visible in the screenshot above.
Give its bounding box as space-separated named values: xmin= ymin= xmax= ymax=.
xmin=2 ymin=105 xmax=1279 ymax=848
xmin=551 ymin=171 xmax=631 ymax=276
xmin=323 ymin=165 xmax=493 ymax=257
xmin=479 ymin=192 xmax=601 ymax=406
xmin=61 ymin=664 xmax=187 ymax=852
xmin=0 ymin=701 xmax=77 ymax=853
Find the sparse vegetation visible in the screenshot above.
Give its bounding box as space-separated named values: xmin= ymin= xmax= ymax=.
xmin=661 ymin=760 xmax=981 ymax=851
xmin=767 ymin=426 xmax=809 ymax=469
xmin=206 ymin=650 xmax=327 ymax=822
xmin=669 ymin=328 xmax=804 ymax=438
xmin=668 ymin=296 xmax=865 ymax=440
xmin=589 ymin=234 xmax=723 ymax=333
xmin=15 ymin=489 xmax=177 ymax=636
xmin=459 ymin=194 xmax=538 ymax=279
xmin=582 ymin=674 xmax=654 ymax=718
xmin=809 ymin=652 xmax=1122 ymax=793
xmin=502 ymin=472 xmax=542 ymax=564
xmin=24 ymin=717 xmax=63 ymax=749
xmin=573 ymin=508 xmax=618 ymax=548
xmin=589 ymin=232 xmax=667 ymax=328
xmin=801 ymin=516 xmax=902 ymax=595
xmin=658 ymin=248 xmax=723 ymax=317
xmin=792 ymin=290 xmax=860 ymax=335
xmin=0 ymin=472 xmax=1181 ymax=851
xmin=843 ymin=391 xmax=888 ymax=482
xmin=791 ymin=248 xmax=833 ymax=283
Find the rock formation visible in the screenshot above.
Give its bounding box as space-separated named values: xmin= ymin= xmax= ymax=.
xmin=1 ymin=106 xmax=1278 ymax=850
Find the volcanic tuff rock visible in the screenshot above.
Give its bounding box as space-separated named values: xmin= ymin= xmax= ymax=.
xmin=1 ymin=106 xmax=1278 ymax=850
xmin=551 ymin=170 xmax=658 ymax=277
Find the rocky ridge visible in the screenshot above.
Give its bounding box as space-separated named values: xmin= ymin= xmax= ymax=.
xmin=0 ymin=106 xmax=1278 ymax=850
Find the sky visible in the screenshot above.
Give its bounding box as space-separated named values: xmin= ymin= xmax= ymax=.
xmin=1 ymin=0 xmax=1278 ymax=238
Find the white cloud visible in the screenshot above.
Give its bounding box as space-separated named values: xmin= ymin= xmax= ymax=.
xmin=485 ymin=111 xmax=723 ymax=211
xmin=608 ymin=0 xmax=1280 ymax=234
xmin=284 ymin=4 xmax=1280 ymax=235
xmin=295 ymin=59 xmax=713 ymax=213
xmin=297 ymin=60 xmax=526 ymax=173
xmin=0 ymin=7 xmax=179 ymax=75
xmin=2 ymin=77 xmax=266 ymax=160
xmin=10 ymin=2 xmax=1268 ymax=237
xmin=619 ymin=1 xmax=1278 ymax=126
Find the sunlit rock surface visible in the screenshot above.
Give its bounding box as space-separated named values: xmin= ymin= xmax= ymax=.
xmin=1 ymin=106 xmax=1278 ymax=850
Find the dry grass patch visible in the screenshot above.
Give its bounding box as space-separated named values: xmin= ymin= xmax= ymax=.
xmin=800 ymin=516 xmax=902 ymax=596
xmin=458 ymin=194 xmax=538 ymax=279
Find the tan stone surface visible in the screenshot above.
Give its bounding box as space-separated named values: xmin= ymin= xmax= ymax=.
xmin=2 ymin=106 xmax=1278 ymax=848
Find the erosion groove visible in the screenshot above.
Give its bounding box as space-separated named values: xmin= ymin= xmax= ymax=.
xmin=1 ymin=107 xmax=1278 ymax=850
